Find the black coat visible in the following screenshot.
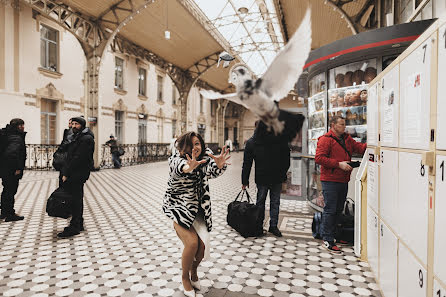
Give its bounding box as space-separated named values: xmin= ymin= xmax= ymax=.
xmin=0 ymin=125 xmax=27 ymax=179
xmin=242 ymin=126 xmax=290 ymax=186
xmin=60 ymin=128 xmax=95 ymax=183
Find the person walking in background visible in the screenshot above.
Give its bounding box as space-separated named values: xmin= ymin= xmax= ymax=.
xmin=241 ymin=120 xmax=291 ymax=237
xmin=225 ymin=138 xmax=233 ymax=152
xmin=163 ymin=132 xmax=230 ymax=297
xmin=315 ymin=115 xmax=366 ymax=253
xmin=58 ymin=117 xmax=94 ymax=238
xmin=106 ymin=135 xmax=121 ymax=168
xmin=0 ymin=118 xmax=27 ymax=222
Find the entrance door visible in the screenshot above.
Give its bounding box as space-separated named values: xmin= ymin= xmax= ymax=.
xmin=40 ymin=99 xmax=57 ymax=144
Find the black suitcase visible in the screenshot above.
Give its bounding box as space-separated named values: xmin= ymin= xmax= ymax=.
xmin=227 ymin=189 xmax=263 ymax=238
xmin=46 ymin=186 xmax=72 ymax=219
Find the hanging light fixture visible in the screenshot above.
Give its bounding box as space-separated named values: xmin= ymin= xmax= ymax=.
xmin=165 ymin=0 xmax=170 ymax=40
xmin=235 ymin=0 xmax=250 ymax=15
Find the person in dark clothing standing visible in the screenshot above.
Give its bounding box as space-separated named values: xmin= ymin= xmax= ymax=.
xmin=315 ymin=115 xmax=366 ymax=253
xmin=54 ymin=119 xmax=74 ymax=185
xmin=58 ymin=117 xmax=94 ymax=238
xmin=106 ymin=135 xmax=121 ymax=168
xmin=241 ymin=121 xmax=291 ymax=237
xmin=0 ymin=118 xmax=27 ymax=222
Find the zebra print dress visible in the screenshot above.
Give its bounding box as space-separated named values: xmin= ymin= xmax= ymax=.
xmin=162 ymin=148 xmax=227 ymax=232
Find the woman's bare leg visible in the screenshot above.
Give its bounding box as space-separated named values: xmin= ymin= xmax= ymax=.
xmin=190 ymin=238 xmax=205 ymax=282
xmin=174 ymin=222 xmax=199 ymax=291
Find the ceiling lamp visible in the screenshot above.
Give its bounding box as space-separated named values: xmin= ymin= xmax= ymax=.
xmin=238 ymin=6 xmax=249 ymax=14
xmin=235 ymin=0 xmax=250 ymax=15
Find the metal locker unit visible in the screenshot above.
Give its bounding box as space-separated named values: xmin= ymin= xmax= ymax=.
xmin=380 ymin=66 xmax=400 ymax=148
xmin=437 ymin=23 xmax=446 ymax=150
xmin=434 ymin=279 xmax=446 ymax=297
xmin=434 ymin=155 xmax=446 ymax=286
xmin=367 ymin=205 xmax=379 ymax=278
xmin=368 ymin=83 xmax=379 ymax=146
xmin=367 ymin=149 xmax=379 ymax=213
xmin=399 ymin=34 xmax=434 ymax=150
xmin=379 ymin=220 xmax=398 ymax=297
xmin=380 ymin=149 xmax=399 ymax=232
xmin=398 ymin=242 xmax=428 ymax=297
xmin=398 ymin=152 xmax=429 ymax=265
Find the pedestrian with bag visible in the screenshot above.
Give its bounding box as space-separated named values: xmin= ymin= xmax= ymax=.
xmin=57 ymin=117 xmax=94 ymax=238
xmin=105 ymin=135 xmax=122 ymax=168
xmin=242 ymin=120 xmax=291 ymax=237
xmin=315 ymin=115 xmax=366 ymax=253
xmin=0 ymin=118 xmax=27 ymax=222
xmin=162 ymin=132 xmax=230 ymax=297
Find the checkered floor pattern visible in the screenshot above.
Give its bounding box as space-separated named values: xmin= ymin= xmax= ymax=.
xmin=0 ymin=153 xmax=382 ymax=297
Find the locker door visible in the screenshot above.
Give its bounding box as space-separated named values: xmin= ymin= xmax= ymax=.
xmin=367 ymin=150 xmax=378 ymax=212
xmin=399 ymin=35 xmax=433 ymax=150
xmin=367 ymin=206 xmax=379 ymax=277
xmin=434 ymin=155 xmax=446 ymax=284
xmin=437 ymin=23 xmax=446 ymax=150
xmin=380 ymin=149 xmax=399 ymax=231
xmin=367 ymin=83 xmax=379 ymax=146
xmin=433 ymin=279 xmax=446 ymax=297
xmin=398 ymin=152 xmax=428 ymax=265
xmin=398 ymin=242 xmax=427 ymax=297
xmin=380 ymin=65 xmax=399 ymax=147
xmin=379 ymin=220 xmax=398 ymax=297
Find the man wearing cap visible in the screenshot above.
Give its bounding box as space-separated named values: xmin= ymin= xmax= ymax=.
xmin=0 ymin=118 xmax=27 ymax=222
xmin=58 ymin=117 xmax=94 ymax=238
xmin=105 ymin=135 xmax=121 ymax=168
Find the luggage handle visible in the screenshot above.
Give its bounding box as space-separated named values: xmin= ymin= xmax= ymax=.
xmin=234 ymin=189 xmax=252 ymax=203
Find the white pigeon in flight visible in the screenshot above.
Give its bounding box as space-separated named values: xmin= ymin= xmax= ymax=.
xmin=200 ymin=8 xmax=312 ymax=134
xmin=217 ymin=51 xmax=235 ymax=68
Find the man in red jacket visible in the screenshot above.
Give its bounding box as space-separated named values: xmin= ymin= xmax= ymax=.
xmin=315 ymin=116 xmax=366 ymax=253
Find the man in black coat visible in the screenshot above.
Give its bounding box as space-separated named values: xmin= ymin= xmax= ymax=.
xmin=241 ymin=111 xmax=305 ymax=237
xmin=58 ymin=117 xmax=94 ymax=238
xmin=0 ymin=118 xmax=27 ymax=222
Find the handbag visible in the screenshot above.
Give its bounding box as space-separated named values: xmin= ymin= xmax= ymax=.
xmin=227 ymin=189 xmax=264 ymax=238
xmin=46 ymin=186 xmax=72 ymax=219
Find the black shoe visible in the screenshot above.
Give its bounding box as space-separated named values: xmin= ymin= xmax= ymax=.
xmin=0 ymin=213 xmax=6 ymax=220
xmin=268 ymin=226 xmax=282 ymax=237
xmin=5 ymin=214 xmax=24 ymax=222
xmin=57 ymin=226 xmax=80 ymax=238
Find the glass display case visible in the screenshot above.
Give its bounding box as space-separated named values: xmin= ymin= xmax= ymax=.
xmin=327 ymin=59 xmax=377 ymax=145
xmin=307 ymin=73 xmax=327 ymax=155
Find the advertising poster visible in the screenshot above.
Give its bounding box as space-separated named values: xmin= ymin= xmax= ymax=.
xmin=403 ymin=73 xmax=422 ymax=144
xmin=383 ymin=89 xmax=395 ymax=143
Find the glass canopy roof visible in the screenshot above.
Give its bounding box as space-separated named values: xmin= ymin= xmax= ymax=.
xmin=193 ymin=0 xmax=284 ymax=76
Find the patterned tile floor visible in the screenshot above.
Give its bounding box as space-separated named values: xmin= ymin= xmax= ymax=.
xmin=0 ymin=153 xmax=382 ymax=297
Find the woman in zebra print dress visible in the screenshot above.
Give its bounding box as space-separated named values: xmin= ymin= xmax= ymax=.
xmin=163 ymin=132 xmax=230 ymax=297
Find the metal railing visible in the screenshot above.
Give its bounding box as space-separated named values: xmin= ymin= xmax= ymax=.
xmin=25 ymin=144 xmax=59 ymax=170
xmin=101 ymin=143 xmax=171 ymax=168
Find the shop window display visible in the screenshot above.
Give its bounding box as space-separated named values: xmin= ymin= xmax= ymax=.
xmin=307 ymin=72 xmax=327 ymax=155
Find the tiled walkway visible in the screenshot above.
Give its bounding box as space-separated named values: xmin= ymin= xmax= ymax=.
xmin=0 ymin=153 xmax=382 ymax=297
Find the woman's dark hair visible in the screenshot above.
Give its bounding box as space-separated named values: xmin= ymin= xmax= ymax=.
xmin=176 ymin=131 xmax=206 ymax=159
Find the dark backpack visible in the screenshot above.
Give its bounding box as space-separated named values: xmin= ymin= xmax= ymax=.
xmin=312 ymin=212 xmax=322 ymax=239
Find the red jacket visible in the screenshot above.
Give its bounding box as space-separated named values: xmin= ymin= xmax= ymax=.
xmin=315 ymin=130 xmax=367 ymax=183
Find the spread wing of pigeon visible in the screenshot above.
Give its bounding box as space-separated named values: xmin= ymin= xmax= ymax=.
xmin=200 ymin=8 xmax=312 ymax=135
xmin=217 ymin=51 xmax=235 ymax=68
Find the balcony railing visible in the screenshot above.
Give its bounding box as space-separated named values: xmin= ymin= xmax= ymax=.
xmin=100 ymin=143 xmax=170 ymax=168
xmin=24 ymin=142 xmax=221 ymax=170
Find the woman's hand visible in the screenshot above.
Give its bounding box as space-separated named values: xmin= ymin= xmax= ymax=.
xmin=208 ymin=146 xmax=231 ymax=169
xmin=183 ymin=153 xmax=206 ymax=173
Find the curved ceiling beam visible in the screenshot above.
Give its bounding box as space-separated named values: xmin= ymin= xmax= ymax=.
xmin=188 ymin=52 xmax=220 ymax=84
xmin=326 ymin=0 xmax=358 ymax=35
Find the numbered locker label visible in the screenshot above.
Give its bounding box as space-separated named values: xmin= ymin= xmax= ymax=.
xmin=381 ymin=66 xmax=399 ymax=147
xmin=380 ymin=150 xmax=399 ymax=232
xmin=398 ymin=152 xmax=428 ymax=265
xmin=379 ymin=221 xmax=398 ymax=297
xmin=367 ymin=150 xmax=378 ymax=212
xmin=398 ymin=242 xmax=427 ymax=297
xmin=437 ymin=23 xmax=446 ymax=150
xmin=435 ymin=155 xmax=446 ymax=284
xmin=367 ymin=206 xmax=379 ymax=278
xmin=434 ymin=279 xmax=446 ymax=297
xmin=367 ymin=83 xmax=379 ymax=145
xmin=400 ymin=37 xmax=432 ymax=150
